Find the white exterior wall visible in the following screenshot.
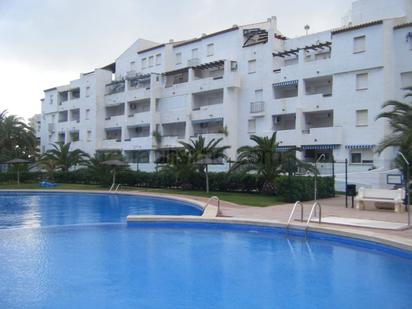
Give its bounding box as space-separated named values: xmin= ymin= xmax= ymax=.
xmin=40 ymin=0 xmax=412 ymax=181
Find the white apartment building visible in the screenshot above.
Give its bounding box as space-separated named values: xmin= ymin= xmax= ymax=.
xmin=40 ymin=0 xmax=412 ymax=179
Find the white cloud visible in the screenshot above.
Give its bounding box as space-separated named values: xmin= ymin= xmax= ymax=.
xmin=0 ymin=0 xmax=353 ymax=120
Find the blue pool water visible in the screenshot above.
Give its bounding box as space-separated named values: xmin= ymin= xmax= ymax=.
xmin=0 ymin=193 xmax=412 ymax=308
xmin=0 ymin=192 xmax=202 ymax=228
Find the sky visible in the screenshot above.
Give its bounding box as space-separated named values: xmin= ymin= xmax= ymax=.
xmin=0 ymin=0 xmax=354 ymax=121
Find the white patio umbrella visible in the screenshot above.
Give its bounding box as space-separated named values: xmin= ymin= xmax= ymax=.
xmin=101 ymin=159 xmax=128 ymax=187
xmin=5 ymin=158 xmax=30 ymax=185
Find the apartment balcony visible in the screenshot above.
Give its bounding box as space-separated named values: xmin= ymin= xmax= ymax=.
xmin=101 ymin=139 xmax=122 ymax=150
xmin=250 ymin=101 xmax=265 ymax=117
xmin=126 ymin=86 xmax=151 ymax=101
xmin=127 ymin=111 xmax=151 ymax=126
xmin=190 ymin=76 xmax=225 ymax=93
xmin=159 ymin=108 xmax=187 ymax=124
xmin=191 ymin=133 xmax=225 ymax=145
xmin=191 ymin=104 xmax=223 ymax=122
xmin=104 ymin=115 xmax=124 ymax=128
xmin=276 ymin=129 xmax=299 ymax=146
xmin=123 ymin=136 xmax=153 ymax=150
xmin=301 ymin=126 xmax=343 ymax=145
xmin=161 ymin=136 xmax=186 ymax=148
xmin=300 ymin=93 xmax=333 ymax=112
xmin=161 ymin=82 xmax=189 ymax=97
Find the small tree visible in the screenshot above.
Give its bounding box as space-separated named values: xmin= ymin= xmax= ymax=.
xmin=231 ymin=133 xmax=312 ymax=194
xmin=40 ymin=142 xmax=89 ymax=172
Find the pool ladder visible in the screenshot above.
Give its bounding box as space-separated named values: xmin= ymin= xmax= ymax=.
xmin=203 ymin=196 xmax=220 ymax=216
xmin=109 ymin=184 xmax=121 ymax=192
xmin=287 ymin=201 xmax=322 ymax=236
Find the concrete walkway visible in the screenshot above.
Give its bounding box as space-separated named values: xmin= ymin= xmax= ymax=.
xmin=151 ymin=193 xmax=412 ymax=242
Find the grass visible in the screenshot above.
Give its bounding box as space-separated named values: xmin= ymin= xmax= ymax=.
xmin=0 ymin=183 xmax=282 ymax=207
xmin=125 ymin=188 xmax=282 ymax=207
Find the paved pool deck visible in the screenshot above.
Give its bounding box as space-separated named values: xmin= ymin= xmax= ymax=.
xmin=141 ymin=193 xmax=412 ymax=242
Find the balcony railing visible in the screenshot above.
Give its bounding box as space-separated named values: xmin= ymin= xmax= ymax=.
xmin=250 ymin=101 xmax=265 ymax=113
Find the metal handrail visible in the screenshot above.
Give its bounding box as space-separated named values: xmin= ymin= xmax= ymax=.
xmin=287 ymin=201 xmax=304 ymax=226
xmin=115 ymin=184 xmax=121 ymax=192
xmin=204 ymin=196 xmax=220 ymax=215
xmin=306 ymin=202 xmax=322 ymax=230
xmin=109 ymin=184 xmax=115 ymax=191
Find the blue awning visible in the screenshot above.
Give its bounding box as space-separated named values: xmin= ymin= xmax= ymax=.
xmin=275 ymin=146 xmax=296 ymax=152
xmin=345 ymin=144 xmax=375 ymax=149
xmin=273 ymin=80 xmax=298 ymax=88
xmin=192 ymin=117 xmax=223 ymax=125
xmin=302 ymin=144 xmax=339 ymax=150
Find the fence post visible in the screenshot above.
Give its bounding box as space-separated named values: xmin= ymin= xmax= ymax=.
xmin=345 ymin=158 xmax=348 ymax=208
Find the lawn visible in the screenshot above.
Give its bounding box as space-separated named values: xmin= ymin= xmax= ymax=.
xmin=0 ymin=183 xmax=282 ymax=207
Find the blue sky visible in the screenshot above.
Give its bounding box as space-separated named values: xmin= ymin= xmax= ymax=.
xmin=0 ymin=0 xmax=353 ymax=120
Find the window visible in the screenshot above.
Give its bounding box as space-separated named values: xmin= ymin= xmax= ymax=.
xmin=85 ymin=86 xmax=90 ymax=97
xmin=87 ymin=130 xmax=92 ymax=142
xmin=401 ymin=71 xmax=412 ymax=89
xmin=353 ymin=36 xmax=366 ymax=53
xmin=155 ymin=54 xmax=161 ymax=66
xmin=356 ymin=109 xmax=368 ymax=126
xmin=350 ymin=150 xmax=374 ymax=164
xmin=130 ymin=61 xmax=136 ymax=71
xmin=141 ymin=58 xmax=147 ymax=69
xmin=356 ymin=73 xmax=368 ymax=90
xmin=207 ymin=43 xmax=214 ymax=57
xmin=148 ymin=56 xmax=154 ymax=67
xmin=248 ymin=60 xmax=256 ymax=74
xmin=49 ymin=95 xmax=54 ymax=105
xmin=255 ymin=89 xmax=263 ymax=101
xmin=248 ymin=119 xmax=256 ymax=133
xmin=175 ymin=52 xmax=182 ymax=65
xmin=192 ymin=48 xmax=199 ymax=58
xmin=351 ymin=153 xmax=362 ymax=163
xmin=85 ymin=109 xmax=90 ymax=120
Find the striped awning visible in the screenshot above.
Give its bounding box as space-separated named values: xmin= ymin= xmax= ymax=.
xmin=192 ymin=117 xmax=223 ymax=125
xmin=345 ymin=144 xmax=375 ymax=149
xmin=275 ymin=146 xmax=296 ymax=152
xmin=302 ymin=144 xmax=339 ymax=150
xmin=273 ymin=80 xmax=298 ymax=88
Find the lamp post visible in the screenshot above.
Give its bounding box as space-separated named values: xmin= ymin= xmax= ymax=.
xmin=398 ymin=151 xmax=410 ymax=226
xmin=314 ymin=153 xmax=326 ymax=202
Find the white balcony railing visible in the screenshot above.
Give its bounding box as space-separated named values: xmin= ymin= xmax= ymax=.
xmin=250 ymin=101 xmax=265 ymax=114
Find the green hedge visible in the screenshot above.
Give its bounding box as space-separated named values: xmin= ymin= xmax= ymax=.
xmin=0 ymin=169 xmax=335 ymax=202
xmin=275 ymin=175 xmax=335 ymax=202
xmin=0 ymin=172 xmax=42 ymax=183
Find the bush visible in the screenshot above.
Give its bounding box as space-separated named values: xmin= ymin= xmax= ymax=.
xmin=0 ymin=171 xmax=42 ymax=183
xmin=275 ymin=175 xmax=335 ymax=202
xmin=0 ymin=169 xmax=335 ymax=203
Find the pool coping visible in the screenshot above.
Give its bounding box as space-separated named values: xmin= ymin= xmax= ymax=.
xmin=1 ymin=189 xmax=411 ymax=253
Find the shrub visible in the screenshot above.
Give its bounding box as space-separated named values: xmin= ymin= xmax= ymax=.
xmin=275 ymin=175 xmax=335 ymax=202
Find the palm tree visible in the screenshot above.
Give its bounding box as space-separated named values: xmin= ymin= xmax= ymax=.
xmin=86 ymin=151 xmax=127 ymax=183
xmin=178 ymin=136 xmax=230 ymax=171
xmin=376 ymin=86 xmax=412 ymax=174
xmin=40 ymin=142 xmax=89 ymax=172
xmin=162 ymin=136 xmax=229 ymax=191
xmin=0 ymin=110 xmax=37 ymax=162
xmin=162 ymin=149 xmax=197 ymax=189
xmin=230 ymin=133 xmax=311 ymax=194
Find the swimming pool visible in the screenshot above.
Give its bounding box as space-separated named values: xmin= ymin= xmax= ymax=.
xmin=0 ymin=192 xmax=202 ymax=228
xmin=0 ymin=192 xmax=411 ymax=308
